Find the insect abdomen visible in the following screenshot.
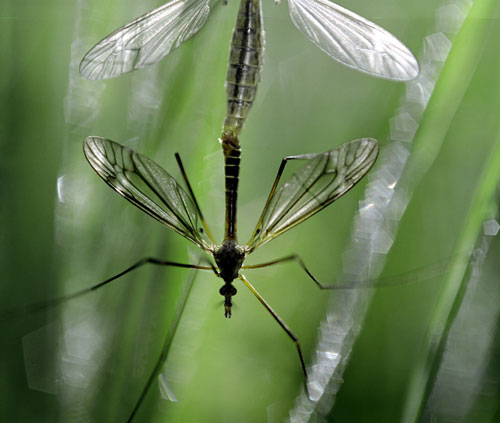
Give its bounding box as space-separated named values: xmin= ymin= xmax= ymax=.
xmin=221 ymin=134 xmax=241 ymax=241
xmin=223 ymin=0 xmax=264 ymax=138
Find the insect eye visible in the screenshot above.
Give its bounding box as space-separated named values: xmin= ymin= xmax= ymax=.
xmin=199 ymin=227 xmax=204 ymax=233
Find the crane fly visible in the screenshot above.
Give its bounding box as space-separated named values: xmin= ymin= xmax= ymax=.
xmin=79 ymin=0 xmax=419 ymax=82
xmin=78 ymin=134 xmax=378 ymax=419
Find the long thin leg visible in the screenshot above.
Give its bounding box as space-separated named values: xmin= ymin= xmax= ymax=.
xmin=174 ymin=153 xmax=216 ymax=244
xmin=128 ymin=264 xmax=199 ymax=422
xmin=238 ymin=274 xmax=310 ymax=398
xmin=243 ymin=254 xmax=452 ymax=289
xmin=247 ymin=159 xmax=287 ymax=245
xmin=247 ymin=152 xmax=324 ymax=248
xmin=1 ymin=259 xmax=213 ymax=320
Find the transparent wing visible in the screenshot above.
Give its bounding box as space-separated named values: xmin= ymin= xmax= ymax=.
xmin=83 ymin=136 xmax=214 ymax=251
xmin=80 ymin=0 xmax=210 ymax=80
xmin=247 ymin=138 xmax=378 ymax=251
xmin=287 ymin=0 xmax=419 ymax=81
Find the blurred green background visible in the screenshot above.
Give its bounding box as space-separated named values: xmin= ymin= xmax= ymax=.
xmin=1 ymin=0 xmax=500 ymax=422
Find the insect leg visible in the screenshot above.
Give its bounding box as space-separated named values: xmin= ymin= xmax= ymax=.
xmin=174 ymin=153 xmax=216 ymax=244
xmin=242 ymin=255 xmax=329 ymax=288
xmin=128 ymin=265 xmax=199 ymax=422
xmin=1 ymin=258 xmax=212 ymax=320
xmin=238 ymin=274 xmax=310 ymax=398
xmin=247 ymin=152 xmax=324 ymax=247
xmin=242 ymin=255 xmax=297 ymax=270
xmin=243 ymin=254 xmax=452 ymax=289
xmin=247 ymin=158 xmax=288 ymax=244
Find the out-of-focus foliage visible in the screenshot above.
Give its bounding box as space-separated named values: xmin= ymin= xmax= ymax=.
xmin=1 ymin=0 xmax=499 ymax=422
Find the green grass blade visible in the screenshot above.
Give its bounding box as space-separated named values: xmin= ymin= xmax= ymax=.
xmin=401 ymin=1 xmax=500 ymax=420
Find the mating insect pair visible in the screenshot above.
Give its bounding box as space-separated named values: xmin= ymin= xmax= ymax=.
xmin=70 ymin=0 xmax=399 ymax=418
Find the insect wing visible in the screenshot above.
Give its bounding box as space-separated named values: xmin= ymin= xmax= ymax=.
xmin=84 ymin=136 xmax=214 ymax=251
xmin=287 ymin=0 xmax=418 ymax=81
xmin=247 ymin=138 xmax=378 ymax=250
xmin=80 ymin=0 xmax=210 ymax=80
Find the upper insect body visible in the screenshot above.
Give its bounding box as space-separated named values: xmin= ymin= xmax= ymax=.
xmin=223 ymin=0 xmax=264 ymax=139
xmin=79 ymin=0 xmax=419 ymax=82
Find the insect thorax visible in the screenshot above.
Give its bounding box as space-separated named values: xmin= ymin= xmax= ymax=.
xmin=214 ymin=239 xmax=246 ymax=282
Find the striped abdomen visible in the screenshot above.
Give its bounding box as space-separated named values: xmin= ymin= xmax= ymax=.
xmin=223 ymin=0 xmax=264 ymax=138
xmin=221 ymin=134 xmax=241 ymax=241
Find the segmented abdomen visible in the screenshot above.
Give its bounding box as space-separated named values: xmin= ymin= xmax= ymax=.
xmin=221 ymin=134 xmax=241 ymax=241
xmin=223 ymin=0 xmax=264 ymax=138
